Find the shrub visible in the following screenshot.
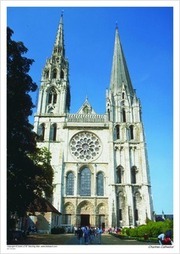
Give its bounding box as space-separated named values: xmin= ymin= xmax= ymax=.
xmin=51 ymin=227 xmax=65 ymax=234
xmin=120 ymin=220 xmax=173 ymax=240
xmin=122 ymin=227 xmax=130 ymax=236
xmin=129 ymin=227 xmax=138 ymax=237
xmin=136 ymin=225 xmax=149 ymax=237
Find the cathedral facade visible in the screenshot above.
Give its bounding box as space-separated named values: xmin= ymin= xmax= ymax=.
xmin=34 ymin=14 xmax=154 ymax=229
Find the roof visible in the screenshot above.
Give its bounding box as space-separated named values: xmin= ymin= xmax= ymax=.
xmin=28 ymin=197 xmax=61 ymax=215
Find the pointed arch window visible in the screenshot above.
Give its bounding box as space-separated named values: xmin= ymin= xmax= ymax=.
xmin=50 ymin=123 xmax=57 ymax=141
xmin=79 ymin=168 xmax=91 ymax=196
xmin=38 ymin=123 xmax=45 ymax=141
xmin=117 ymin=166 xmax=123 ymax=184
xmin=66 ymin=172 xmax=74 ymax=195
xmin=97 ymin=172 xmax=104 ymax=196
xmin=48 ymin=87 xmax=57 ymax=105
xmin=131 ymin=166 xmax=137 ymax=184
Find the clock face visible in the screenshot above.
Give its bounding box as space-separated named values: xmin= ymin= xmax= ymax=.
xmin=70 ymin=131 xmax=102 ymax=162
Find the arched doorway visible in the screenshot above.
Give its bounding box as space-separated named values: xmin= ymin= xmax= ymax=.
xmin=76 ymin=201 xmax=94 ymax=227
xmin=80 ymin=214 xmax=90 ymax=227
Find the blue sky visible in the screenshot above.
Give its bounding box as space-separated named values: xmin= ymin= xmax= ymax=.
xmin=7 ymin=6 xmax=174 ymax=215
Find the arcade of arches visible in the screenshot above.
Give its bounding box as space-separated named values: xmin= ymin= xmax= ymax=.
xmin=63 ymin=200 xmax=107 ymax=228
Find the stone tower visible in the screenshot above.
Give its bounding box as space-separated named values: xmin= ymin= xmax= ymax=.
xmin=35 ymin=14 xmax=70 ymax=118
xmin=34 ymin=14 xmax=153 ymax=230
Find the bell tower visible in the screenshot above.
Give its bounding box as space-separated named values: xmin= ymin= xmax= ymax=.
xmin=36 ymin=13 xmax=70 ymax=116
xmin=106 ymin=26 xmax=153 ymax=227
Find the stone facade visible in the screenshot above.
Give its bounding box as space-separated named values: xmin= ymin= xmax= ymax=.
xmin=34 ymin=14 xmax=154 ymax=229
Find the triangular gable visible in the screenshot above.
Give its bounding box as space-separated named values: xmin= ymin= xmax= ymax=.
xmin=77 ymin=98 xmax=96 ymax=114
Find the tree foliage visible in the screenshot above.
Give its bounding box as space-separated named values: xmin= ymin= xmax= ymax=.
xmin=7 ymin=27 xmax=53 ymax=219
xmin=29 ymin=147 xmax=54 ymax=198
xmin=7 ymin=27 xmax=37 ymax=155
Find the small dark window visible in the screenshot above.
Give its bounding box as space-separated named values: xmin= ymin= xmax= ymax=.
xmin=60 ymin=70 xmax=64 ymax=79
xmin=131 ymin=166 xmax=137 ymax=184
xmin=130 ymin=125 xmax=134 ymax=139
xmin=53 ymin=69 xmax=57 ymax=79
xmin=122 ymin=109 xmax=126 ymax=122
xmin=116 ymin=125 xmax=120 ymax=139
xmin=50 ymin=124 xmax=57 ymax=141
xmin=135 ymin=209 xmax=138 ymax=221
xmin=119 ymin=209 xmax=122 ymax=220
xmin=107 ymin=109 xmax=110 ymax=121
xmin=117 ymin=166 xmax=123 ymax=183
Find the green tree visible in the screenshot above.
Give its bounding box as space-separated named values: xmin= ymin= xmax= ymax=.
xmin=29 ymin=147 xmax=54 ymax=199
xmin=7 ymin=27 xmax=53 ymax=226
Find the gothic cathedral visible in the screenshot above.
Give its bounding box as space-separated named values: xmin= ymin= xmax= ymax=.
xmin=34 ymin=14 xmax=154 ymax=229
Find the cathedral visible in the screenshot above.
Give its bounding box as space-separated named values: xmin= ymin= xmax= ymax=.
xmin=34 ymin=14 xmax=154 ymax=230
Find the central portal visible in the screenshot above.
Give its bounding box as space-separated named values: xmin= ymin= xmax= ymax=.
xmin=81 ymin=214 xmax=90 ymax=227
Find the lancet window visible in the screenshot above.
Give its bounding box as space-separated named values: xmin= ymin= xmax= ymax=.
xmin=97 ymin=172 xmax=104 ymax=196
xmin=50 ymin=123 xmax=57 ymax=141
xmin=79 ymin=167 xmax=91 ymax=196
xmin=48 ymin=87 xmax=57 ymax=105
xmin=66 ymin=172 xmax=74 ymax=195
xmin=116 ymin=166 xmax=123 ymax=184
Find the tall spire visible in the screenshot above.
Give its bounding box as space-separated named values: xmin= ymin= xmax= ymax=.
xmin=110 ymin=26 xmax=134 ymax=97
xmin=37 ymin=12 xmax=70 ymax=115
xmin=53 ymin=12 xmax=65 ymax=57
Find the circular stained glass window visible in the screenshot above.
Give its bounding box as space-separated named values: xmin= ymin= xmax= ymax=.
xmin=70 ymin=131 xmax=102 ymax=161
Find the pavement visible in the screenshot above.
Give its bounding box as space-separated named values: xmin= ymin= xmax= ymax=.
xmin=8 ymin=233 xmax=158 ymax=246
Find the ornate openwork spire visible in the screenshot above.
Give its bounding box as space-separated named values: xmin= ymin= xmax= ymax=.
xmin=53 ymin=12 xmax=65 ymax=57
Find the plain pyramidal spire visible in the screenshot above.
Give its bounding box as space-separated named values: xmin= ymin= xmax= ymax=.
xmin=110 ymin=25 xmax=134 ymax=97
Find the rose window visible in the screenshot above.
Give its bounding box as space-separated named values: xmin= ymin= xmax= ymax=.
xmin=70 ymin=132 xmax=102 ymax=161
